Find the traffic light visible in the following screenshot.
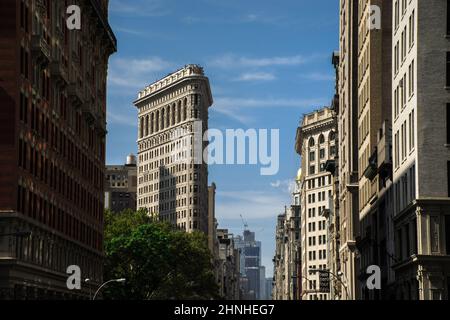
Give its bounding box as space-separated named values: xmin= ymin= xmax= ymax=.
xmin=319 ymin=270 xmax=330 ymax=293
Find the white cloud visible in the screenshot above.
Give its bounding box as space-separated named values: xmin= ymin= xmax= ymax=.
xmin=108 ymin=57 xmax=174 ymax=90
xmin=270 ymin=179 xmax=296 ymax=193
xmin=211 ymin=96 xmax=328 ymax=124
xmin=214 ymin=96 xmax=328 ymax=109
xmin=302 ymin=72 xmax=335 ymax=81
xmin=209 ymin=54 xmax=309 ymax=69
xmin=109 ymin=0 xmax=169 ymax=17
xmin=107 ymin=111 xmax=137 ymax=127
xmin=234 ymin=72 xmax=276 ymax=82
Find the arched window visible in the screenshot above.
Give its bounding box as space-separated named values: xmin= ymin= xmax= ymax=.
xmin=329 ymin=131 xmax=336 ymax=142
xmin=177 ymin=101 xmax=181 ymax=123
xmin=145 ymin=115 xmax=149 ymax=136
xmin=150 ymin=113 xmax=154 ymax=134
xmin=166 ymin=106 xmax=170 ymax=128
xmin=309 ymin=137 xmax=315 ymax=147
xmin=171 ymin=104 xmax=175 ymax=125
xmin=155 ymin=110 xmax=159 ymax=132
xmin=140 ymin=117 xmax=144 ymax=138
xmin=319 ymin=134 xmax=325 ymax=144
xmin=183 ymin=105 xmax=187 ymax=121
xmin=161 ymin=108 xmax=165 ymax=130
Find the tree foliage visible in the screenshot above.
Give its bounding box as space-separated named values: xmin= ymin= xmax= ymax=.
xmin=103 ymin=209 xmax=219 ymax=300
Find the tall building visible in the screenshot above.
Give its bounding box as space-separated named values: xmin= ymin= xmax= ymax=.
xmin=272 ymin=170 xmax=302 ymax=300
xmin=295 ymin=107 xmax=337 ymax=300
xmin=133 ymin=65 xmax=213 ymax=233
xmin=355 ymin=0 xmax=393 ymax=300
xmin=0 ymin=0 xmax=116 ymax=299
xmin=234 ymin=230 xmax=263 ymax=299
xmin=390 ymin=0 xmax=450 ymax=300
xmin=104 ymin=154 xmax=137 ymax=213
xmin=337 ymin=0 xmax=360 ymax=300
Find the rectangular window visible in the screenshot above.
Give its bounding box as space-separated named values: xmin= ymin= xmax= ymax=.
xmin=394 ymin=87 xmax=399 ymax=118
xmin=410 ymin=10 xmax=415 ymax=47
xmin=319 ymin=148 xmax=325 ymax=159
xmin=447 ymin=52 xmax=450 ymax=87
xmin=411 ymin=109 xmax=415 ymax=150
xmin=445 ymin=215 xmax=450 ymax=255
xmin=448 ymin=161 xmax=450 ymax=197
xmin=447 ymin=104 xmax=450 ymax=144
xmin=403 ymin=74 xmax=407 ymax=107
xmin=20 ymin=1 xmax=25 ymax=29
xmin=395 ymin=1 xmax=399 ymax=30
xmin=401 ymin=123 xmax=404 ymax=161
xmin=447 ymin=0 xmax=450 ymax=35
xmin=409 ymin=113 xmax=412 ymax=151
xmin=403 ymin=121 xmax=407 ymax=160
xmin=395 ymin=132 xmax=399 ymax=168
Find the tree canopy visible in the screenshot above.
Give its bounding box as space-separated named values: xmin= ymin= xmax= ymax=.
xmin=102 ymin=209 xmax=219 ymax=300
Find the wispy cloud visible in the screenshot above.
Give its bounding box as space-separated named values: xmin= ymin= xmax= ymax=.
xmin=214 ymin=97 xmax=328 ymax=109
xmin=107 ymin=111 xmax=137 ymax=127
xmin=270 ymin=179 xmax=296 ymax=193
xmin=108 ymin=57 xmax=174 ymax=90
xmin=234 ymin=72 xmax=276 ymax=82
xmin=212 ymin=96 xmax=328 ymax=124
xmin=301 ymin=72 xmax=335 ymax=81
xmin=239 ymin=13 xmax=283 ymax=24
xmin=181 ymin=12 xmax=283 ymax=26
xmin=209 ymin=54 xmax=310 ymax=69
xmin=109 ymin=0 xmax=169 ymax=17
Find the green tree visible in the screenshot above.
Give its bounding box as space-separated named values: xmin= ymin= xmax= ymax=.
xmin=103 ymin=209 xmax=219 ymax=300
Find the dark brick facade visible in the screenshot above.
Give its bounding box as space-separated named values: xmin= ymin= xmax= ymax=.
xmin=0 ymin=0 xmax=116 ymax=299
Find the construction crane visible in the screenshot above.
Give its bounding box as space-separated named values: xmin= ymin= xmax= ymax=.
xmin=240 ymin=214 xmax=249 ymax=231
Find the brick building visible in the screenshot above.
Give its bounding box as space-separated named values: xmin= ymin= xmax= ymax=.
xmin=0 ymin=0 xmax=116 ymax=299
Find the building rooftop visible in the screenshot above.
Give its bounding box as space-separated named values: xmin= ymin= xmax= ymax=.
xmin=135 ymin=64 xmax=206 ymax=101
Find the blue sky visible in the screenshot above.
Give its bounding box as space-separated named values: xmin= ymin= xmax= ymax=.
xmin=106 ymin=0 xmax=339 ymax=277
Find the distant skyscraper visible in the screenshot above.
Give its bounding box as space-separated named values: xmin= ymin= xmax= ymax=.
xmin=265 ymin=277 xmax=273 ymax=300
xmin=234 ymin=229 xmax=264 ymax=300
xmin=133 ymin=65 xmax=213 ymax=233
xmin=105 ymin=154 xmax=137 ymax=213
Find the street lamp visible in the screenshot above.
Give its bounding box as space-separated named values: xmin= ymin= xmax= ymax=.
xmin=92 ymin=278 xmax=126 ymax=300
xmin=85 ymin=278 xmax=92 ymax=300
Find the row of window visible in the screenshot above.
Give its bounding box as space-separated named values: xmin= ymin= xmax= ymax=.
xmin=308 ymin=249 xmax=327 ymax=261
xmin=308 ymin=190 xmax=331 ymax=204
xmin=394 ymin=60 xmax=415 ymax=120
xmin=393 ymin=0 xmax=411 ymax=31
xmin=307 ymin=176 xmax=331 ymax=190
xmin=139 ymin=95 xmax=201 ymax=139
xmin=394 ymin=10 xmax=415 ymax=75
xmin=394 ymin=109 xmax=415 ymax=169
xmin=308 ymin=132 xmax=336 ymax=147
xmin=307 ymin=220 xmax=327 ymax=232
xmin=308 ymin=235 xmax=327 ymax=246
xmin=17 ymin=185 xmax=102 ymax=251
